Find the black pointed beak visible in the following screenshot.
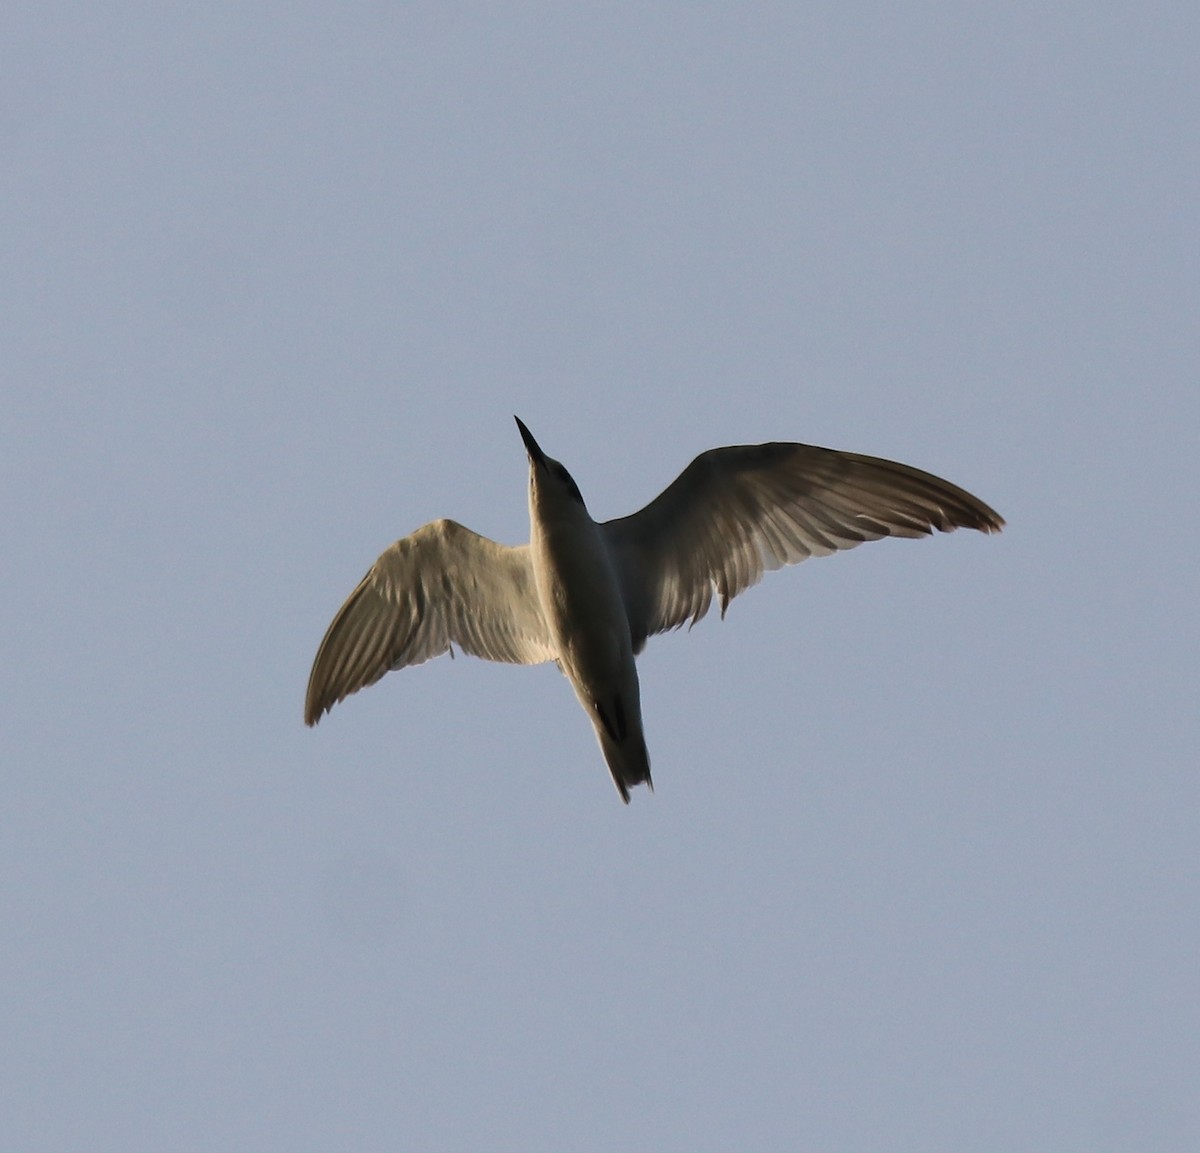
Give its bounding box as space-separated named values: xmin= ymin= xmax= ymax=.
xmin=514 ymin=416 xmax=546 ymax=467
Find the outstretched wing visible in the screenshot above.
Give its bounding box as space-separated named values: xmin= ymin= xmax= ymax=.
xmin=305 ymin=518 xmax=555 ymax=725
xmin=602 ymin=442 xmax=1003 ymax=652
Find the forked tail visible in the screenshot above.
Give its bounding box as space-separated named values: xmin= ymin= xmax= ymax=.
xmin=596 ymin=725 xmax=653 ymax=804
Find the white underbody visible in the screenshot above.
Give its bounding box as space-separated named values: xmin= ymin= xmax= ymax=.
xmin=529 ymin=490 xmax=651 ymax=800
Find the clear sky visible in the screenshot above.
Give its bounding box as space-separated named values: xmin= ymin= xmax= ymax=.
xmin=3 ymin=4 xmax=1197 ymax=1150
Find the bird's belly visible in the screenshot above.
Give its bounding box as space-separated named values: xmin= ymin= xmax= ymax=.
xmin=538 ymin=544 xmax=632 ymax=688
xmin=547 ymin=583 xmax=625 ymax=676
xmin=559 ymin=614 xmax=629 ymax=688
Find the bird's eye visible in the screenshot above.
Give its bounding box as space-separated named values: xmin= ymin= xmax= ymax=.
xmin=557 ymin=469 xmax=584 ymax=505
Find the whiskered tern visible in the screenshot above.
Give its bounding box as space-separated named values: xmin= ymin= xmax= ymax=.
xmin=306 ymin=418 xmax=1003 ymax=802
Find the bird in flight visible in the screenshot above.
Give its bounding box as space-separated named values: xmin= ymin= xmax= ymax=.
xmin=306 ymin=418 xmax=1003 ymax=802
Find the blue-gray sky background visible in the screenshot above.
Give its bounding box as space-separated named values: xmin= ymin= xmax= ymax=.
xmin=4 ymin=4 xmax=1197 ymax=1149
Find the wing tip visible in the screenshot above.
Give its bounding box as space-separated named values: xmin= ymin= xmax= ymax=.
xmin=303 ymin=695 xmax=326 ymax=727
xmin=304 ymin=675 xmax=339 ymax=727
xmin=964 ymin=504 xmax=1005 ymax=535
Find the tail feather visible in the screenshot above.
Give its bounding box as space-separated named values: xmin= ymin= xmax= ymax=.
xmin=597 ymin=726 xmax=652 ymax=804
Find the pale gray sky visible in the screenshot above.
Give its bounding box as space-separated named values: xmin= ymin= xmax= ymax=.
xmin=3 ymin=3 xmax=1197 ymax=1150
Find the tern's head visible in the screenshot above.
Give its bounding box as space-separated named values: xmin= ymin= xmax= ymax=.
xmin=514 ymin=416 xmax=586 ymax=512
